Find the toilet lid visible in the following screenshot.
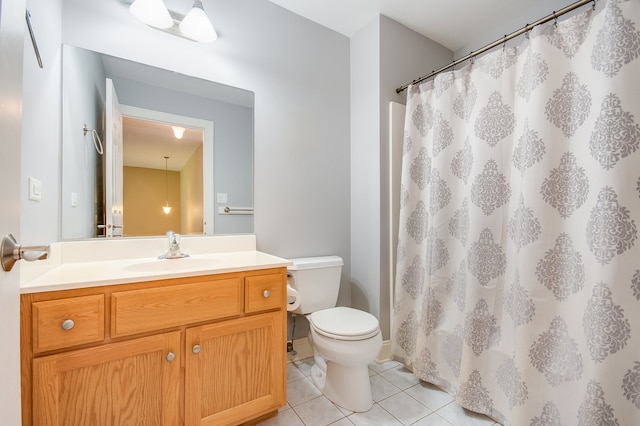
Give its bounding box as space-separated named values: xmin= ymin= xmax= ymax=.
xmin=309 ymin=307 xmax=380 ymax=341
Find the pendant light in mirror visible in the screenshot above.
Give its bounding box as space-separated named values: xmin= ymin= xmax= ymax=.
xmin=129 ymin=0 xmax=217 ymax=43
xmin=162 ymin=156 xmax=172 ymax=215
xmin=172 ymin=126 xmax=186 ymax=139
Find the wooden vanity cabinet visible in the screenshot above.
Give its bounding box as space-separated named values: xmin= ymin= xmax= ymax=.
xmin=186 ymin=311 xmax=284 ymax=425
xmin=32 ymin=331 xmax=182 ymax=426
xmin=21 ymin=268 xmax=287 ymax=426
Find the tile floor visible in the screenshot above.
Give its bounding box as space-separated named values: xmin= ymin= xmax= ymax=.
xmin=258 ymin=358 xmax=499 ymax=426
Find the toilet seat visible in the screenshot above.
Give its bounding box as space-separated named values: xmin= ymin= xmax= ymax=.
xmin=309 ymin=307 xmax=380 ymax=341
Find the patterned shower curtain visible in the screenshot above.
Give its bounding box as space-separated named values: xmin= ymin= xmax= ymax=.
xmin=392 ymin=0 xmax=640 ymax=424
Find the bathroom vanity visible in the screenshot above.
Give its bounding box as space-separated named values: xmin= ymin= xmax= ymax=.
xmin=19 ymin=236 xmax=289 ymax=426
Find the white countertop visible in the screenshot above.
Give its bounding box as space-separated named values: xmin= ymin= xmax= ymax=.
xmin=19 ymin=235 xmax=292 ymax=294
xmin=21 ymin=251 xmax=291 ymax=294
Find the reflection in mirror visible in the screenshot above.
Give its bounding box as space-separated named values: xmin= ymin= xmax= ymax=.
xmin=120 ymin=108 xmax=211 ymax=237
xmin=61 ymin=45 xmax=254 ymax=240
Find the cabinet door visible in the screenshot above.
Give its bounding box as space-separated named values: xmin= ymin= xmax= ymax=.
xmin=185 ymin=312 xmax=285 ymax=426
xmin=32 ymin=331 xmax=181 ymax=426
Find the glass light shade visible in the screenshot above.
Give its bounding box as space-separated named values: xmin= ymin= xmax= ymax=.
xmin=130 ymin=0 xmax=173 ymax=29
xmin=162 ymin=205 xmax=172 ymax=214
xmin=171 ymin=126 xmax=186 ymax=139
xmin=179 ymin=1 xmax=217 ymax=42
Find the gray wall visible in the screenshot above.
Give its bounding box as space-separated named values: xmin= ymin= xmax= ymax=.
xmin=350 ymin=15 xmax=452 ymax=339
xmin=60 ymin=0 xmax=352 ymax=276
xmin=21 ymin=0 xmax=63 ymax=245
xmin=61 ymin=46 xmax=105 ymax=239
xmin=21 ymin=0 xmax=351 ymax=300
xmin=350 ymin=17 xmax=381 ymax=329
xmin=380 ymin=16 xmax=452 ymax=339
xmin=454 ymin=0 xmax=579 ymax=59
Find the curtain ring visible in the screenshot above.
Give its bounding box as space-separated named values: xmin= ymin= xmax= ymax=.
xmin=470 ymin=53 xmax=475 ymax=65
xmin=553 ymin=11 xmax=558 ymax=27
xmin=502 ymin=35 xmax=507 ymax=51
xmin=592 ymin=0 xmax=596 ymax=11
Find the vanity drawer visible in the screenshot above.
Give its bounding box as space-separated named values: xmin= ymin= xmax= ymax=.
xmin=245 ymin=274 xmax=284 ymax=314
xmin=111 ymin=277 xmax=243 ymax=338
xmin=32 ymin=294 xmax=105 ymax=353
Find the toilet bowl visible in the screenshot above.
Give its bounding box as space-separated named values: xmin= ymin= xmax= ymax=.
xmin=307 ymin=307 xmax=382 ymax=412
xmin=286 ymin=256 xmax=382 ymax=412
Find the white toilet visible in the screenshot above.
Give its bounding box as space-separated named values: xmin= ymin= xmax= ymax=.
xmin=287 ymin=256 xmax=382 ymax=412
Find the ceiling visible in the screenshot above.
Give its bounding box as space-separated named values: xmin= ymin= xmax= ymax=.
xmin=123 ymin=117 xmax=203 ymax=171
xmin=266 ymin=0 xmax=577 ymax=52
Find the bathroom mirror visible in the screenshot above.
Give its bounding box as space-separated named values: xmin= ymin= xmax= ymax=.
xmin=61 ymin=45 xmax=254 ymax=239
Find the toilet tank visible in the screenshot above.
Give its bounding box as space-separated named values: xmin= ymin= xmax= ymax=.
xmin=287 ymin=256 xmax=343 ymax=314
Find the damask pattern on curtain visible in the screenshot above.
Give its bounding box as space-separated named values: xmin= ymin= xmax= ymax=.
xmin=392 ymin=0 xmax=640 ymax=424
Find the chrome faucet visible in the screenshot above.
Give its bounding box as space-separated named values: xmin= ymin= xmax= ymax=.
xmin=159 ymin=231 xmax=189 ymax=259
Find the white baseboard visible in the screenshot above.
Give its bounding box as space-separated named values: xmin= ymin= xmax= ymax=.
xmin=287 ymin=338 xmax=393 ymax=364
xmin=376 ymin=340 xmax=392 ymax=363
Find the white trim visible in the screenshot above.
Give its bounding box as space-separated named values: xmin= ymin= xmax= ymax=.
xmin=376 ymin=340 xmax=393 ymax=363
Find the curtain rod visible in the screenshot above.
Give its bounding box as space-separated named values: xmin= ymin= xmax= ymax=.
xmin=396 ymin=0 xmax=595 ymax=93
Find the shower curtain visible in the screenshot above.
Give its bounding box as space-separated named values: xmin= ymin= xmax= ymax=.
xmin=392 ymin=0 xmax=640 ymax=424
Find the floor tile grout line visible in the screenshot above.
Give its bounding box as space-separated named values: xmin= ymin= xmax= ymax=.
xmin=282 ymin=358 xmax=498 ymax=426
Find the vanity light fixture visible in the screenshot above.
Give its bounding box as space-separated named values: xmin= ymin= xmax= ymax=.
xmin=180 ymin=1 xmax=218 ymax=42
xmin=171 ymin=126 xmax=186 ymax=139
xmin=129 ymin=0 xmax=217 ymax=43
xmin=129 ymin=0 xmax=173 ymax=29
xmin=162 ymin=156 xmax=172 ymax=215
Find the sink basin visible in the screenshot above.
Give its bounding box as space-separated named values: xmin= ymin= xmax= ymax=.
xmin=122 ymin=256 xmax=222 ymax=273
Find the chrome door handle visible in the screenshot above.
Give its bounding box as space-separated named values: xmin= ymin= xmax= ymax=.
xmin=1 ymin=234 xmax=50 ymax=272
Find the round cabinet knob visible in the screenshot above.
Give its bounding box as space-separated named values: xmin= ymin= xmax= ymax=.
xmin=192 ymin=344 xmax=201 ymax=354
xmin=263 ymin=289 xmax=271 ymax=298
xmin=61 ymin=319 xmax=75 ymax=330
xmin=166 ymin=352 xmax=176 ymax=362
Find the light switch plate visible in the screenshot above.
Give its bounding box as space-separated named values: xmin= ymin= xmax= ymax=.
xmin=28 ymin=177 xmax=42 ymax=201
xmin=216 ymin=193 xmax=228 ymax=203
xmin=71 ymin=192 xmax=78 ymax=207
